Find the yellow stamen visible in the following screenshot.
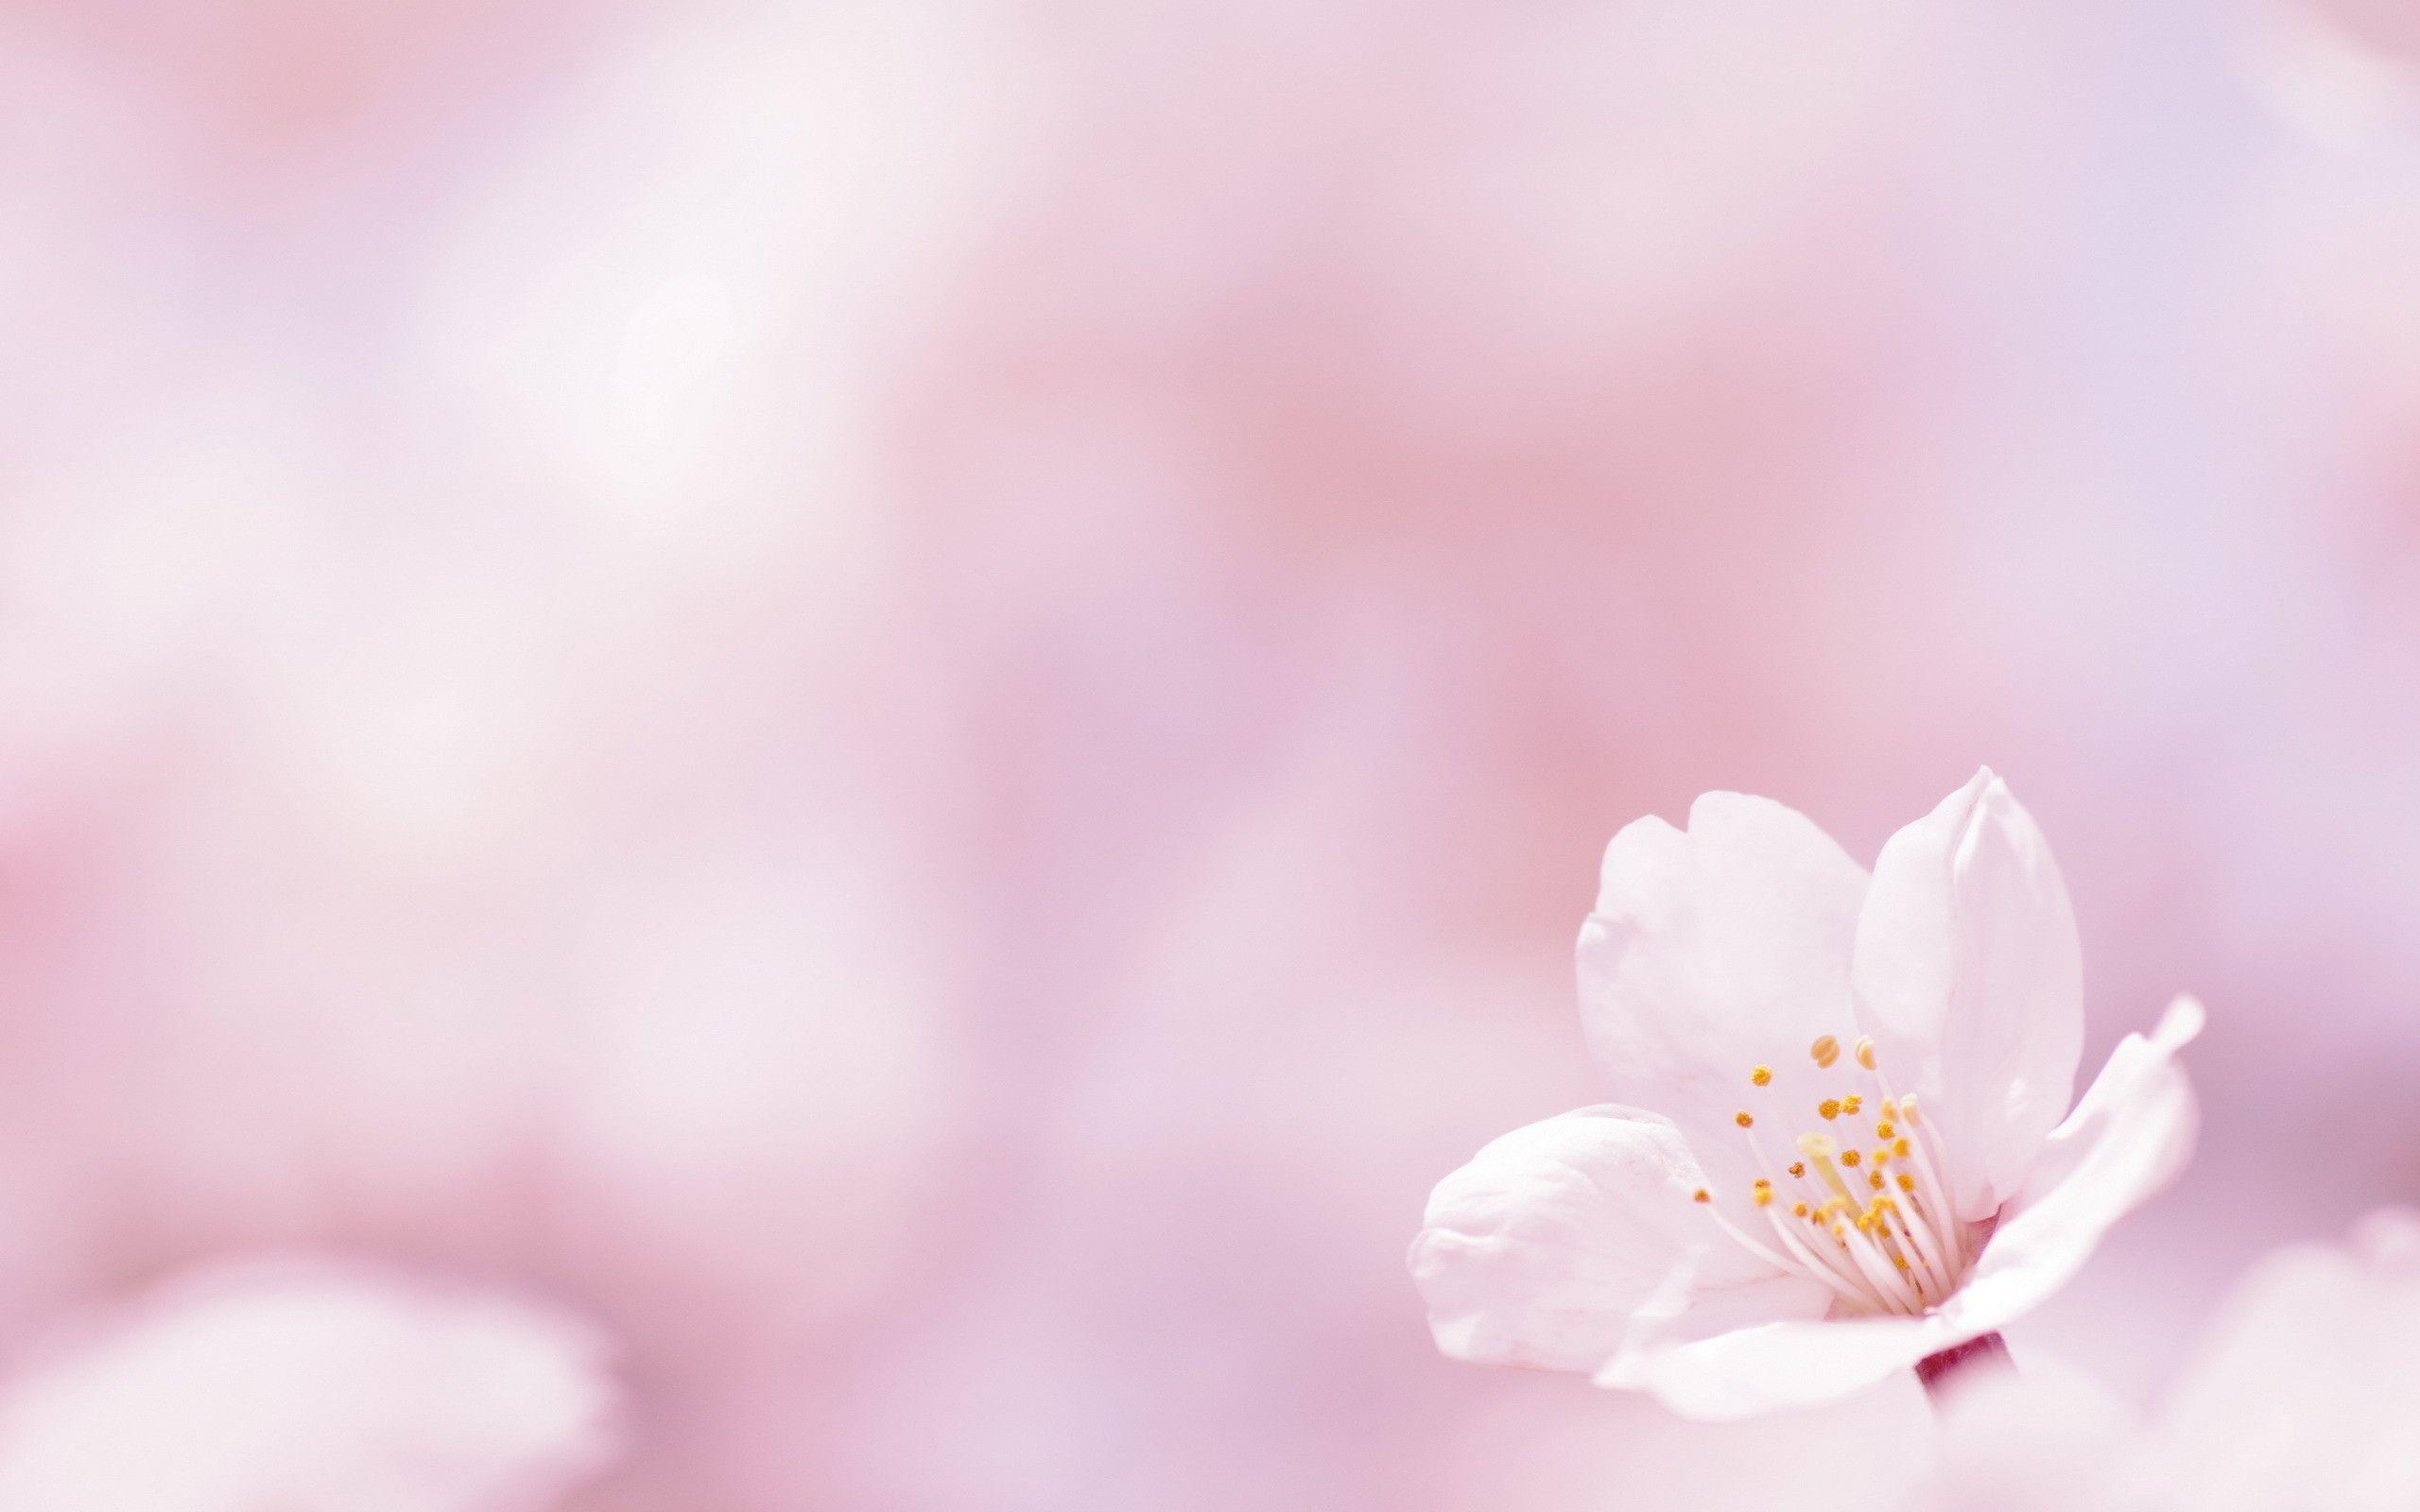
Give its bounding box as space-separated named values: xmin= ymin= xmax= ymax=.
xmin=1810 ymin=1035 xmax=1841 ymax=1069
xmin=1856 ymin=1036 xmax=1876 ymax=1070
xmin=1695 ymin=1084 xmax=1973 ymax=1316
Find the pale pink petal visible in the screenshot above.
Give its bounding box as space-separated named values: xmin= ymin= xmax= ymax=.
xmin=1409 ymin=1106 xmax=1828 ymax=1376
xmin=1578 ymin=793 xmax=1868 ymax=1207
xmin=0 ymin=1259 xmax=619 ymax=1512
xmin=1945 ymin=997 xmax=2203 ymax=1339
xmin=2152 ymin=1209 xmax=2420 ymax=1512
xmin=1851 ymin=769 xmax=2083 ymax=1220
xmin=1924 ymin=1356 xmax=2142 ymax=1512
xmin=1604 ymin=1313 xmax=1940 ymax=1419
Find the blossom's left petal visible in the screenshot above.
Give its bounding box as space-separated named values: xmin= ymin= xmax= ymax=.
xmin=1409 ymin=1106 xmax=1828 ymax=1376
xmin=1851 ymin=769 xmax=2083 ymax=1220
xmin=1942 ymin=997 xmax=2203 ymax=1338
xmin=2153 ymin=1209 xmax=2420 ymax=1512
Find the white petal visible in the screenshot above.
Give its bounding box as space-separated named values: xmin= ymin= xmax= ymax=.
xmin=1945 ymin=997 xmax=2203 ymax=1338
xmin=1578 ymin=792 xmax=1868 ymax=1203
xmin=2153 ymin=1208 xmax=2420 ymax=1512
xmin=1852 ymin=769 xmax=2083 ymax=1220
xmin=0 ymin=1259 xmax=619 ymax=1512
xmin=1604 ymin=1314 xmax=1940 ymax=1418
xmin=1409 ymin=1106 xmax=1827 ymax=1376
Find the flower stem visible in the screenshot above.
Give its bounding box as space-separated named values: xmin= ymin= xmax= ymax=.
xmin=1914 ymin=1331 xmax=2010 ymax=1400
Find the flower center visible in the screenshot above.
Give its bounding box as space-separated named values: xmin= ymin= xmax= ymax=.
xmin=1689 ymin=1034 xmax=1971 ymax=1317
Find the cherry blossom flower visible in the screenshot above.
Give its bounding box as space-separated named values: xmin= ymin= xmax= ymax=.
xmin=1409 ymin=769 xmax=2202 ymax=1417
xmin=1927 ymin=1210 xmax=2420 ymax=1512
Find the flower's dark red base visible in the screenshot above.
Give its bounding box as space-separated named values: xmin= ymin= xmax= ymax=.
xmin=1915 ymin=1331 xmax=2011 ymax=1400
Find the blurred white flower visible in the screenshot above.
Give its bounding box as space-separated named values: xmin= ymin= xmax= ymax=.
xmin=1928 ymin=1210 xmax=2420 ymax=1512
xmin=1410 ymin=770 xmax=2201 ymax=1417
xmin=0 ymin=1259 xmax=617 ymax=1512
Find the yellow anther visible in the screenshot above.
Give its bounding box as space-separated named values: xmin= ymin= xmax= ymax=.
xmin=1797 ymin=1133 xmax=1838 ymax=1160
xmin=1818 ymin=1098 xmax=1842 ymax=1120
xmin=1872 ymin=1148 xmax=1890 ymax=1166
xmin=1868 ymin=1170 xmax=1884 ymax=1190
xmin=1787 ymin=1161 xmax=1806 ymax=1178
xmin=1840 ymin=1148 xmax=1862 ymax=1167
xmin=1792 ymin=1201 xmax=1808 ymax=1217
xmin=1876 ymin=1121 xmax=1895 ymax=1141
xmin=1899 ymin=1094 xmax=1919 ymax=1120
xmin=1893 ymin=1138 xmax=1911 ymax=1158
xmin=1735 ymin=1110 xmax=1754 ymax=1128
xmin=1810 ymin=1035 xmax=1841 ymax=1068
xmin=1897 ymin=1173 xmax=1916 ymax=1193
xmin=1693 ymin=1189 xmax=1710 ymax=1204
xmin=1750 ymin=1064 xmax=1772 ymax=1087
xmin=1752 ymin=1183 xmax=1774 ymax=1208
xmin=1894 ymin=1255 xmax=1910 ymax=1271
xmin=1841 ymin=1094 xmax=1862 ymax=1115
xmin=1856 ymin=1036 xmax=1876 ymax=1070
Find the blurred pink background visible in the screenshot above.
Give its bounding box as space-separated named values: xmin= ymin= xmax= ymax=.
xmin=4 ymin=0 xmax=2420 ymax=1506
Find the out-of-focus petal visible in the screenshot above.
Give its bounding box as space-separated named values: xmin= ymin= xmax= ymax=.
xmin=1947 ymin=998 xmax=2203 ymax=1339
xmin=1578 ymin=793 xmax=1869 ymax=1207
xmin=1923 ymin=1355 xmax=2142 ymax=1512
xmin=1852 ymin=769 xmax=2083 ymax=1220
xmin=2153 ymin=1208 xmax=2420 ymax=1512
xmin=1410 ymin=1106 xmax=1827 ymax=1376
xmin=0 ymin=1259 xmax=619 ymax=1512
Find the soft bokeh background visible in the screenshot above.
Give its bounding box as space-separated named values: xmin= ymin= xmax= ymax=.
xmin=4 ymin=0 xmax=2420 ymax=1506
